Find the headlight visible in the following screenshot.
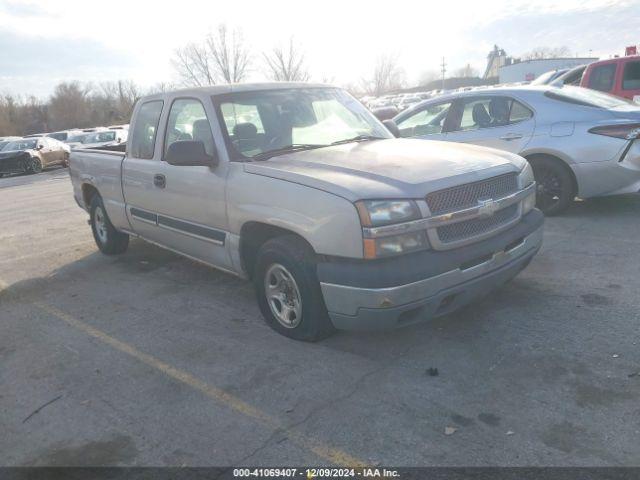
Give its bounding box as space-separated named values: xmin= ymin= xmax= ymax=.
xmin=355 ymin=200 xmax=421 ymax=227
xmin=519 ymin=162 xmax=536 ymax=214
xmin=355 ymin=199 xmax=429 ymax=258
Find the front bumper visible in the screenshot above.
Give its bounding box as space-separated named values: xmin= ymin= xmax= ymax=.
xmin=319 ymin=210 xmax=543 ymax=330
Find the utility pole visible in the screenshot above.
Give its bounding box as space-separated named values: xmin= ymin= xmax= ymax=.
xmin=440 ymin=57 xmax=447 ymax=90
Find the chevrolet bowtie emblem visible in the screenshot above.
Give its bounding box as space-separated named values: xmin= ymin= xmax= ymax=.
xmin=477 ymin=198 xmax=499 ymax=218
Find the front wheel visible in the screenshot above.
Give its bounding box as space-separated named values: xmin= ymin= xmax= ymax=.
xmin=29 ymin=157 xmax=42 ymax=174
xmin=90 ymin=194 xmax=129 ymax=255
xmin=254 ymin=235 xmax=335 ymax=341
xmin=530 ymin=157 xmax=575 ymax=216
xmin=62 ymin=153 xmax=70 ymax=167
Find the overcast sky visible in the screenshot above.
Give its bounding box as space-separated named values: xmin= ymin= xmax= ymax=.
xmin=0 ymin=0 xmax=639 ymax=98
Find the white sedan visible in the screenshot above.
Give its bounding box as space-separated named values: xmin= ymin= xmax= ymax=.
xmin=391 ymin=85 xmax=640 ymax=215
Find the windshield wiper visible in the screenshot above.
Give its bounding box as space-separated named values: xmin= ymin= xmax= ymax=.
xmin=330 ymin=135 xmax=386 ymax=146
xmin=252 ymin=144 xmax=327 ymax=161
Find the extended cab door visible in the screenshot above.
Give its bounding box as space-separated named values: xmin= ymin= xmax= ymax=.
xmin=443 ymin=95 xmax=534 ymax=154
xmin=122 ymin=96 xmax=233 ymax=270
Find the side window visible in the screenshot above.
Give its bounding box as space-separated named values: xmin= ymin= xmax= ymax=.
xmin=130 ymin=100 xmax=163 ymax=159
xmin=396 ymin=102 xmax=452 ymax=137
xmin=165 ymin=98 xmax=215 ymax=157
xmin=454 ymin=97 xmax=532 ymax=132
xmin=509 ymin=100 xmax=533 ymax=123
xmin=588 ymin=64 xmax=616 ymax=92
xmin=622 ymin=61 xmax=640 ymax=90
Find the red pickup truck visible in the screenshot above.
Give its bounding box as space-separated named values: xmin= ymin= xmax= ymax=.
xmin=580 ymin=55 xmax=640 ymax=102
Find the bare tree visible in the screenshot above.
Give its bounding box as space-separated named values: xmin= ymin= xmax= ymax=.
xmin=521 ymin=46 xmax=571 ymax=60
xmin=362 ymin=54 xmax=405 ymax=96
xmin=172 ymin=24 xmax=251 ymax=86
xmin=263 ymin=37 xmax=311 ymax=82
xmin=48 ymin=81 xmax=92 ymax=131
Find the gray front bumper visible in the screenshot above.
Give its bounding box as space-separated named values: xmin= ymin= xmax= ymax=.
xmin=321 ymin=225 xmax=543 ymax=330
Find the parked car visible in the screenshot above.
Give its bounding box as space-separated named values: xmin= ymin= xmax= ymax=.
xmin=70 ymin=83 xmax=542 ymax=341
xmin=391 ymin=85 xmax=640 ymax=215
xmin=0 ymin=136 xmax=22 ymax=142
xmin=551 ymin=64 xmax=587 ymax=86
xmin=531 ymin=69 xmax=569 ymax=85
xmin=0 ymin=137 xmax=70 ymax=176
xmin=371 ymin=106 xmax=399 ymax=121
xmin=397 ymin=95 xmax=422 ymax=111
xmin=23 ymin=133 xmax=46 ymax=138
xmin=108 ymin=124 xmax=129 ymax=130
xmin=47 ymin=130 xmax=84 ymax=142
xmin=580 ymin=55 xmax=640 ymax=102
xmin=68 ymin=129 xmax=127 ymax=150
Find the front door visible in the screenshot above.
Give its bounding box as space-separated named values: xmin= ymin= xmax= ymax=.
xmin=444 ymin=95 xmax=535 ymax=154
xmin=394 ymin=101 xmax=453 ymax=142
xmin=122 ymin=96 xmax=232 ymax=270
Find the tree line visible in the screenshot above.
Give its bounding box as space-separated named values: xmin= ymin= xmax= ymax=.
xmin=0 ymin=80 xmax=173 ymax=136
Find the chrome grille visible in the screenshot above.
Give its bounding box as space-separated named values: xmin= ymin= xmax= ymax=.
xmin=436 ymin=204 xmax=519 ymax=244
xmin=426 ymin=173 xmax=519 ymax=215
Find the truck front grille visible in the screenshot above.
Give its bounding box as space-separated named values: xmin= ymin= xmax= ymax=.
xmin=436 ymin=204 xmax=519 ymax=244
xmin=426 ymin=173 xmax=518 ymax=215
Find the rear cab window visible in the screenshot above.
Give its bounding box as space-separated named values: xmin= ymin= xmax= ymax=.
xmin=622 ymin=61 xmax=640 ymax=90
xmin=130 ymin=100 xmax=164 ymax=159
xmin=588 ymin=64 xmax=617 ymax=92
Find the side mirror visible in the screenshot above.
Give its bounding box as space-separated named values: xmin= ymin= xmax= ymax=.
xmin=165 ymin=140 xmax=218 ymax=167
xmin=117 ymin=137 xmax=121 ymax=143
xmin=36 ymin=144 xmax=44 ymax=150
xmin=382 ymin=119 xmax=400 ymax=138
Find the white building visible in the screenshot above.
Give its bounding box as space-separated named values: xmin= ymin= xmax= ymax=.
xmin=499 ymin=57 xmax=597 ymax=83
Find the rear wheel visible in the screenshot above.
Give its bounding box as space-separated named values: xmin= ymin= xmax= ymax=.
xmin=62 ymin=152 xmax=70 ymax=167
xmin=254 ymin=235 xmax=335 ymax=341
xmin=530 ymin=157 xmax=575 ymax=216
xmin=90 ymin=194 xmax=129 ymax=255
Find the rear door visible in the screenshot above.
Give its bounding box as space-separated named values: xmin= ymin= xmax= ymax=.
xmin=443 ymin=95 xmax=535 ymax=154
xmin=38 ymin=138 xmax=58 ymax=166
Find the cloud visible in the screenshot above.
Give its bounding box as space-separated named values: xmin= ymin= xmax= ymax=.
xmin=473 ymin=1 xmax=640 ymax=59
xmin=0 ymin=30 xmax=138 ymax=96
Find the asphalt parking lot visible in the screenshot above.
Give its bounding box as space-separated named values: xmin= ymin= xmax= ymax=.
xmin=1 ymin=168 xmax=639 ymax=467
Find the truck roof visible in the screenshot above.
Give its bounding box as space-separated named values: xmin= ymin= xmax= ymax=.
xmin=140 ymin=82 xmax=333 ymax=102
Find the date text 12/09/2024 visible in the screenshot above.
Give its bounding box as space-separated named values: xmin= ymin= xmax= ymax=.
xmin=232 ymin=468 xmax=400 ymax=478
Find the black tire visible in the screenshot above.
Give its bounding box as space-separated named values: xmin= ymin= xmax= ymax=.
xmin=529 ymin=157 xmax=575 ymax=216
xmin=62 ymin=152 xmax=70 ymax=167
xmin=29 ymin=157 xmax=42 ymax=174
xmin=89 ymin=194 xmax=129 ymax=255
xmin=254 ymin=235 xmax=335 ymax=341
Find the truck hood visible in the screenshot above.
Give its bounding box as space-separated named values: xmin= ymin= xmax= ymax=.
xmin=243 ymin=138 xmax=526 ymax=201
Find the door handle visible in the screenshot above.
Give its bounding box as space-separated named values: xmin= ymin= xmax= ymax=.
xmin=500 ymin=133 xmax=523 ymax=141
xmin=153 ymin=174 xmax=166 ymax=188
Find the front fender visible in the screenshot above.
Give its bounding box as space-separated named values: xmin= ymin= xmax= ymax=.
xmin=227 ymin=173 xmax=364 ymax=259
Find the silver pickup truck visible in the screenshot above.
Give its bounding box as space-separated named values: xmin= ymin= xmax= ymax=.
xmin=70 ymin=83 xmax=543 ymax=341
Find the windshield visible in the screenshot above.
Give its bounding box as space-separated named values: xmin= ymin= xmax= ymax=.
xmin=68 ymin=134 xmax=89 ymax=143
xmin=214 ymin=87 xmax=391 ymax=160
xmin=4 ymin=139 xmax=37 ymax=150
xmin=83 ymin=131 xmax=116 ymax=143
xmin=0 ymin=141 xmax=9 ymax=151
xmin=547 ymin=85 xmax=634 ymax=108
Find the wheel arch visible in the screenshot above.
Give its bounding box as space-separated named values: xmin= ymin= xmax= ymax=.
xmin=524 ymin=152 xmax=579 ymax=196
xmin=239 ymin=221 xmax=316 ymax=279
xmin=81 ymin=183 xmax=100 ymax=209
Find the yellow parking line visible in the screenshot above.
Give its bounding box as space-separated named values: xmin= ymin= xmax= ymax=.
xmin=0 ymin=278 xmax=364 ymax=467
